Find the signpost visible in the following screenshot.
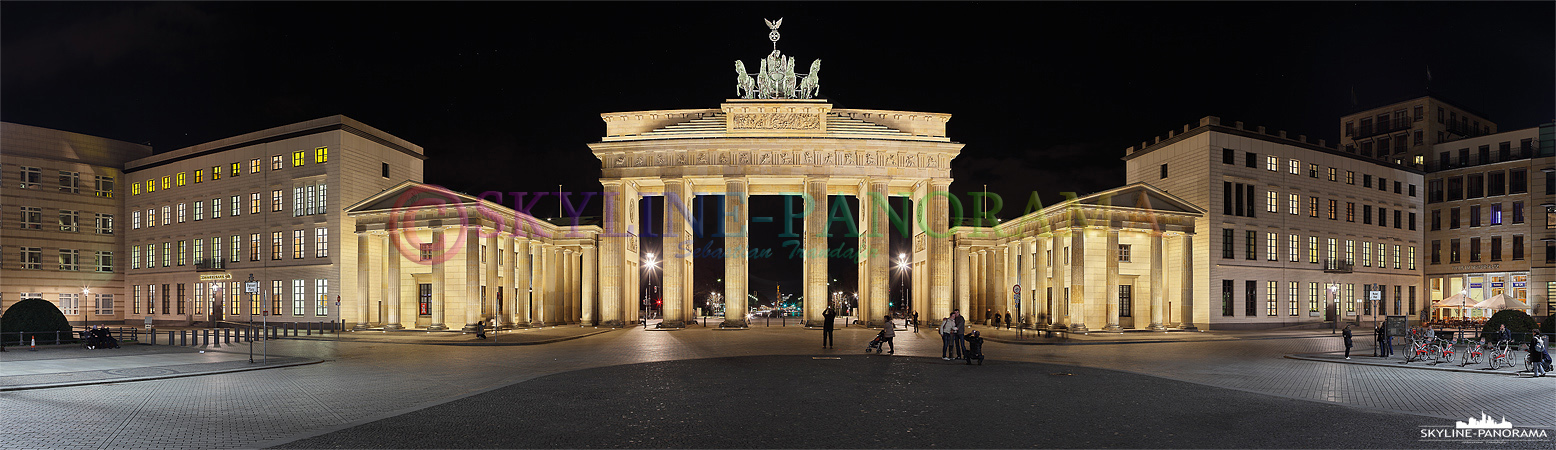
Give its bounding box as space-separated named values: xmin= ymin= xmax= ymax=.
xmin=1013 ymin=284 xmax=1021 ymax=338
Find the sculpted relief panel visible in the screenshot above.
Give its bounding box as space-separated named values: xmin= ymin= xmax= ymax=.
xmin=730 ymin=113 xmax=822 ymax=130
xmin=606 ymin=149 xmax=948 ymax=173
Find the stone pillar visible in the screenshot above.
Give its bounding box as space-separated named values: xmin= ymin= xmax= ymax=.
xmin=1031 ymin=237 xmax=1046 ymax=328
xmin=1020 ymin=238 xmax=1036 ymax=327
xmin=980 ymin=249 xmax=992 ymax=323
xmin=1105 ymin=229 xmax=1122 ymax=332
xmin=429 ymin=228 xmax=447 ymax=330
xmin=566 ymin=248 xmax=578 ymax=323
xmin=499 ymin=234 xmax=514 ymax=328
xmin=955 ymin=244 xmax=971 ymax=320
xmin=355 ymin=232 xmax=370 ymax=330
xmin=726 ymin=178 xmax=750 ymax=328
xmin=1069 ymin=227 xmax=1087 ymax=332
xmin=384 ymin=231 xmax=402 ymax=330
xmin=462 ymin=227 xmax=481 ymax=332
xmin=600 ymin=181 xmax=625 ymax=327
xmin=928 ymin=179 xmax=953 ymax=325
xmin=1179 ymin=235 xmax=1197 ymax=331
xmin=582 ymin=243 xmax=597 ymax=326
xmin=865 ymin=180 xmax=890 ymax=327
xmin=1149 ymin=232 xmax=1166 ymax=330
xmin=548 ymin=245 xmax=563 ymax=325
xmin=802 ymin=178 xmax=826 ymax=327
xmin=1051 ymin=232 xmax=1066 ymax=329
xmin=514 ymin=236 xmax=531 ymax=327
xmin=487 ymin=231 xmax=500 ymax=327
xmin=661 ymin=179 xmax=688 ymax=328
xmin=531 ymin=240 xmax=546 ymax=326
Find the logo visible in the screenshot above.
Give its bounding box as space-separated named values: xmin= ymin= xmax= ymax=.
xmin=1419 ymin=412 xmax=1548 ymax=443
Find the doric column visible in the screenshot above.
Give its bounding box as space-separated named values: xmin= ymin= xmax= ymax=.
xmin=600 ymin=181 xmax=626 ymax=327
xmin=355 ymin=232 xmax=370 ymax=330
xmin=384 ymin=231 xmax=402 ymax=330
xmin=1069 ymin=227 xmax=1087 ymax=332
xmin=582 ymin=243 xmax=597 ymax=326
xmin=955 ymin=244 xmax=971 ymax=319
xmin=499 ymin=233 xmax=513 ymax=328
xmin=429 ymin=228 xmax=447 ymax=330
xmin=1020 ymin=238 xmax=1036 ymax=327
xmin=1050 ymin=231 xmax=1066 ymax=329
xmin=530 ymin=240 xmax=546 ymax=326
xmin=487 ymin=231 xmax=501 ymax=327
xmin=462 ymin=226 xmax=481 ymax=332
xmin=1178 ymin=234 xmax=1198 ymax=331
xmin=564 ymin=248 xmax=577 ymax=324
xmin=978 ymin=249 xmax=991 ymax=323
xmin=726 ymin=178 xmax=751 ymax=328
xmin=801 ymin=177 xmax=825 ymax=327
xmin=1149 ymin=232 xmax=1166 ymax=330
xmin=548 ymin=245 xmax=563 ymax=325
xmin=865 ymin=180 xmax=890 ymax=327
xmin=1104 ymin=229 xmax=1122 ymax=332
xmin=1029 ymin=237 xmax=1045 ymax=328
xmin=513 ymin=236 xmax=531 ymax=327
xmin=928 ymin=179 xmax=953 ymax=325
xmin=661 ymin=179 xmax=688 ymax=328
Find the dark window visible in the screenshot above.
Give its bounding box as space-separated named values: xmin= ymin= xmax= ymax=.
xmin=1224 ymin=182 xmax=1234 ymax=216
xmin=1491 ymin=236 xmax=1502 ymax=261
xmin=1479 ymin=145 xmax=1491 ymax=164
xmin=1458 ymin=148 xmax=1469 ymax=165
xmin=1547 ymin=242 xmax=1555 ymax=264
xmin=1449 ymin=207 xmax=1460 ymax=229
xmin=1470 ymin=205 xmax=1481 ymax=227
xmin=1513 ymin=202 xmax=1525 ymax=224
xmin=1222 ymin=280 xmax=1234 ymax=317
xmin=1222 ymin=148 xmax=1234 ymax=164
xmin=1437 ymin=107 xmax=1445 ymax=124
xmin=1363 ymin=174 xmax=1372 ymax=188
xmin=1467 ymin=173 xmax=1484 ymax=198
xmin=1394 ymin=210 xmax=1402 ymax=229
xmin=1379 ymin=177 xmax=1388 ymax=191
xmin=1413 ymin=106 xmax=1424 ymax=121
xmin=1409 ymin=287 xmax=1416 ymax=315
xmin=1363 ymin=205 xmax=1373 ymax=224
xmin=1246 ymin=280 xmax=1258 ymax=317
xmin=1245 ymin=152 xmax=1257 ymax=168
xmin=1450 ymin=239 xmax=1461 ymax=264
xmin=1119 ymin=285 xmax=1132 ymax=317
xmin=1546 ymin=171 xmax=1554 ymax=195
xmin=1394 ymin=286 xmax=1403 ymax=317
xmin=1431 ymin=210 xmax=1441 ymax=230
xmin=1499 ymin=142 xmax=1511 ymax=161
xmin=1510 ymin=169 xmax=1527 ymax=194
xmin=1427 ymin=180 xmax=1444 ymax=203
xmin=1160 ymin=164 xmax=1167 ymax=179
xmin=1447 ymin=177 xmax=1463 ymax=201
xmin=1431 ymin=241 xmax=1441 ymax=264
xmin=1234 ymin=183 xmax=1244 ymax=216
xmin=1222 ymin=229 xmax=1234 ymax=259
xmin=1438 ymin=152 xmax=1450 ymax=169
xmin=1489 ymin=171 xmax=1506 ymax=197
xmin=1514 ymin=235 xmax=1525 ymax=260
xmin=1361 ymin=142 xmax=1374 ymax=157
xmin=1409 ymin=184 xmax=1416 ymax=197
xmin=1379 ymin=208 xmax=1387 ymax=227
xmin=1246 ymin=230 xmax=1256 ymax=260
xmin=1394 ymin=181 xmax=1401 ymax=194
xmin=381 ymin=163 xmax=390 ymax=178
xmin=1469 ymin=237 xmax=1481 ymax=262
xmin=1408 ymin=212 xmax=1416 ymax=231
xmin=1246 ymin=185 xmax=1256 ymax=218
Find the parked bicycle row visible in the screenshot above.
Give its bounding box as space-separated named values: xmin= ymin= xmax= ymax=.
xmin=1398 ymin=326 xmax=1551 ymax=376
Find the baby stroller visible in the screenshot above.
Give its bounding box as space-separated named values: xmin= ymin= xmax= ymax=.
xmin=866 ymin=330 xmax=886 ymax=353
xmin=964 ymin=330 xmax=985 ymax=365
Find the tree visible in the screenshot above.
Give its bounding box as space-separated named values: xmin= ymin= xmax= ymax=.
xmin=1 ymin=298 xmax=75 ymax=345
xmin=1481 ymin=309 xmax=1538 ymax=338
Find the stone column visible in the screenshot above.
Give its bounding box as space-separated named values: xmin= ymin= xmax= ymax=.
xmin=865 ymin=180 xmax=890 ymax=327
xmin=582 ymin=243 xmax=597 ymax=326
xmin=1069 ymin=227 xmax=1087 ymax=332
xmin=955 ymin=244 xmax=971 ymax=319
xmin=726 ymin=178 xmax=750 ymax=328
xmin=548 ymin=245 xmax=563 ymax=325
xmin=661 ymin=179 xmax=688 ymax=328
xmin=1031 ymin=237 xmax=1046 ymax=328
xmin=1178 ymin=234 xmax=1197 ymax=331
xmin=355 ymin=232 xmax=370 ymax=330
xmin=461 ymin=227 xmax=481 ymax=332
xmin=802 ymin=178 xmax=826 ymax=327
xmin=429 ymin=228 xmax=447 ymax=330
xmin=531 ymin=240 xmax=546 ymax=326
xmin=499 ymin=234 xmax=514 ymax=328
xmin=1105 ymin=229 xmax=1122 ymax=332
xmin=1051 ymin=231 xmax=1066 ymax=329
xmin=979 ymin=249 xmax=991 ymax=323
xmin=928 ymin=180 xmax=953 ymax=325
xmin=487 ymin=231 xmax=500 ymax=327
xmin=384 ymin=231 xmax=402 ymax=330
xmin=600 ymin=181 xmax=625 ymax=327
xmin=514 ymin=236 xmax=531 ymax=327
xmin=1021 ymin=238 xmax=1036 ymax=327
xmin=565 ymin=248 xmax=577 ymax=323
xmin=1149 ymin=232 xmax=1166 ymax=330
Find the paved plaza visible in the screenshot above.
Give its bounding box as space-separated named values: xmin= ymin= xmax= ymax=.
xmin=0 ymin=325 xmax=1550 ymax=449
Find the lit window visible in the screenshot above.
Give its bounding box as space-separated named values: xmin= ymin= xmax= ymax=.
xmin=212 ymin=166 xmax=222 ymax=180
xmin=272 ymin=155 xmax=283 ymax=170
xmin=251 ymin=192 xmax=261 ymax=214
xmin=232 ymin=195 xmax=240 ymax=217
xmin=161 ymin=205 xmax=170 ymax=225
xmin=231 ymin=162 xmax=241 ymax=177
xmin=132 ymin=183 xmax=141 ymax=195
xmin=211 ymin=198 xmax=222 ymax=219
xmin=194 ymin=170 xmax=203 ymax=183
xmin=161 ymin=176 xmax=170 ymax=190
xmin=293 ymin=230 xmax=305 ymax=259
xmin=1266 ymin=191 xmax=1277 ymax=213
xmin=292 ymin=151 xmax=305 ymax=167
xmin=315 ymin=228 xmax=329 ymax=257
xmin=146 ymin=180 xmax=155 ymax=192
xmin=272 ymin=190 xmax=283 ymax=212
xmin=316 ymin=279 xmax=329 ymax=316
xmin=1266 ymin=155 xmax=1277 ymax=171
xmin=176 ymin=203 xmax=186 ymax=223
xmin=250 ymin=158 xmax=260 ymax=174
xmin=176 ymin=172 xmax=186 ymax=186
xmin=315 ymin=146 xmax=329 ymax=163
xmin=1288 ymin=159 xmax=1299 ymax=175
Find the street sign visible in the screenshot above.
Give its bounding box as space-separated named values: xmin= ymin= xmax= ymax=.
xmin=1369 ymin=291 xmax=1381 ymax=301
xmin=1012 ymin=284 xmax=1020 ymax=294
xmin=245 ymin=282 xmax=259 ymax=293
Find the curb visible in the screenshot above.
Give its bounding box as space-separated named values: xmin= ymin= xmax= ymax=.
xmin=0 ymin=358 xmax=325 ymax=392
xmin=983 ymin=334 xmax=1335 ymax=346
xmin=1284 ymin=353 xmax=1534 ymax=376
xmin=275 ymin=328 xmax=617 ymax=346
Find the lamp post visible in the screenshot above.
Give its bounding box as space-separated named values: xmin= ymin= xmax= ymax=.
xmin=642 ymin=253 xmax=658 ymax=323
xmin=82 ymin=288 xmax=91 ymax=330
xmin=895 ymin=253 xmax=909 ymax=318
xmin=1329 ymin=284 xmax=1339 ymax=334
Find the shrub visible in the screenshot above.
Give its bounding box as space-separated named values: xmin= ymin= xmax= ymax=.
xmin=1 ymin=298 xmax=75 ymax=345
xmin=1481 ymin=309 xmax=1538 ymax=340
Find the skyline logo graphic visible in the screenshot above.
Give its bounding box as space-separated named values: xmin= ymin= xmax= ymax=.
xmin=1419 ymin=411 xmax=1547 ymax=443
xmin=1455 ymin=412 xmax=1513 ymax=429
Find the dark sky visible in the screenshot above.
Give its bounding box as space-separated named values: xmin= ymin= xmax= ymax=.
xmin=5 ymin=2 xmax=1552 ymax=307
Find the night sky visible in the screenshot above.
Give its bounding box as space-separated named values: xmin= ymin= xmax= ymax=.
xmin=5 ymin=2 xmax=1552 ymax=309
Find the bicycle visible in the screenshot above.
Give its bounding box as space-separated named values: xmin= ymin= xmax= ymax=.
xmin=1404 ymin=331 xmax=1432 ymax=363
xmin=1432 ymin=338 xmax=1456 ymax=364
xmin=1459 ymin=340 xmax=1484 ymax=367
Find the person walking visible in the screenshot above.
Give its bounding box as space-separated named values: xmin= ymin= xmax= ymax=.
xmin=992 ymin=313 xmax=1001 ymax=328
xmin=939 ymin=315 xmax=957 ymax=360
xmin=1379 ymin=324 xmax=1394 ymax=358
xmin=953 ymin=309 xmax=967 ymax=359
xmin=912 ymin=311 xmax=920 ymax=333
xmin=1004 ymin=312 xmax=1013 ymax=330
xmin=985 ymin=309 xmax=992 ymax=326
xmin=1530 ymin=331 xmax=1550 ymax=377
xmin=1342 ymin=324 xmax=1354 ymax=360
xmin=880 ymin=315 xmax=896 ymax=354
xmin=822 ymin=306 xmax=836 ymax=349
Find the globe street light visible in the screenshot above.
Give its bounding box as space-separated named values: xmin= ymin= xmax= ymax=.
xmin=895 ymin=253 xmax=909 ymax=319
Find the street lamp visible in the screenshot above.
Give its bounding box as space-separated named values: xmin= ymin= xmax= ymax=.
xmin=1328 ymin=284 xmax=1339 ymax=334
xmin=82 ymin=288 xmax=91 ymax=330
xmin=642 ymin=253 xmax=659 ymax=321
xmin=895 ymin=253 xmax=909 ymax=317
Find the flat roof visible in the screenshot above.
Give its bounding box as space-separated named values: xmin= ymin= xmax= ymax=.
xmin=1121 ymin=117 xmax=1425 ymax=175
xmin=125 ymin=115 xmax=424 ymax=173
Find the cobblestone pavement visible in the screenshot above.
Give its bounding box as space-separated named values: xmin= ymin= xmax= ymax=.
xmin=0 ymin=326 xmax=1549 ymax=449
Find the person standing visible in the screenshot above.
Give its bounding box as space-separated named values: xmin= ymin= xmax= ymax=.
xmin=822 ymin=306 xmax=836 ymax=349
xmin=1004 ymin=312 xmax=1013 ymax=330
xmin=1530 ymin=332 xmax=1550 ymax=377
xmin=1342 ymin=324 xmax=1354 ymax=360
xmin=1379 ymin=325 xmax=1393 ymax=358
xmin=953 ymin=309 xmax=967 ymax=359
xmin=475 ymin=320 xmax=487 ymax=340
xmin=985 ymin=309 xmax=992 ymax=326
xmin=939 ymin=315 xmax=957 ymax=360
xmin=880 ymin=315 xmax=896 ymax=354
xmin=912 ymin=311 xmax=920 ymax=333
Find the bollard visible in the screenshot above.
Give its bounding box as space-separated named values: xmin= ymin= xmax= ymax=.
xmin=307 ymin=322 xmax=312 ymax=336
xmin=203 ymin=329 xmax=209 ymax=346
xmin=168 ymin=331 xmax=175 ymax=346
xmin=179 ymin=330 xmax=186 ymax=346
xmin=151 ymin=329 xmax=157 ymax=345
xmin=55 ymin=330 xmax=62 ymax=345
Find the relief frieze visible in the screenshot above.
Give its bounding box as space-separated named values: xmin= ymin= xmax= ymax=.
xmin=730 ymin=113 xmax=822 ymax=130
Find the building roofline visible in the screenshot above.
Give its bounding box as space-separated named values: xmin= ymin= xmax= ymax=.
xmin=1121 ymin=116 xmax=1425 ymax=175
xmin=124 ymin=115 xmax=425 ymax=173
xmin=1341 ymin=94 xmax=1495 ymax=123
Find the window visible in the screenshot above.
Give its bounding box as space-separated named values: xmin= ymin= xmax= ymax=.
xmin=1468 ymin=173 xmax=1484 ymax=198
xmin=1222 ymin=148 xmax=1234 ymax=164
xmin=315 ymin=228 xmax=329 ymax=257
xmin=1328 ymin=200 xmax=1337 ymax=220
xmin=316 ymin=279 xmax=329 ymax=316
xmin=1346 ymin=239 xmax=1355 ymax=264
xmin=272 ymin=190 xmax=283 ymax=212
xmin=58 ymin=293 xmax=79 ymax=315
xmin=231 ymin=196 xmax=240 ymax=217
xmin=1327 ymin=167 xmax=1336 ymax=181
xmin=1470 ymin=237 xmax=1481 ymax=262
xmin=146 ymin=208 xmax=156 ymax=227
xmin=1222 ymin=280 xmax=1234 ymax=317
xmin=1222 ymin=229 xmax=1234 ymax=258
xmin=194 ymin=239 xmax=204 ymax=264
xmin=1488 ymin=171 xmax=1506 ymax=196
xmin=1289 ymin=282 xmax=1299 ymax=316
xmin=1246 ymin=280 xmax=1257 ymax=316
xmin=178 ymin=240 xmax=186 ymax=266
xmin=1510 ymin=169 xmax=1528 ymax=194
xmin=131 ymin=245 xmax=141 ymax=269
xmin=1431 ymin=241 xmax=1441 ymax=265
xmin=1118 ymin=244 xmax=1131 ymax=262
xmin=292 ymin=230 xmax=304 ymax=259
xmin=1327 ymin=238 xmax=1337 ymax=262
xmin=58 ymin=210 xmax=79 ymax=232
xmin=1408 ymin=212 xmax=1416 ymax=231
xmin=293 ymin=187 xmax=304 ymax=217
xmin=212 ymin=237 xmax=222 ymax=265
xmin=1266 ymin=191 xmax=1277 ymax=213
xmin=1346 ymin=202 xmax=1356 ymax=222
xmin=1266 ymin=155 xmax=1277 ymax=171
xmin=420 ymin=243 xmax=434 ymax=261
xmin=1513 ymin=201 xmax=1525 ymax=224
xmin=19 ymin=166 xmax=42 ymax=188
xmin=1414 ymin=130 xmax=1424 ymax=146
xmin=293 ymin=279 xmax=306 ymax=315
xmin=382 ymin=162 xmax=391 ymax=178
xmin=194 ymin=201 xmax=204 ymax=221
xmin=132 ymin=183 xmax=140 ymax=196
xmin=1346 ymin=170 xmax=1355 ymax=185
xmin=94 ymin=176 xmax=114 ymax=197
xmin=250 ymin=158 xmax=260 ymax=174
xmin=306 ymin=185 xmax=317 ymax=215
xmin=1308 ymin=163 xmax=1319 ymax=178
xmin=1266 ymin=281 xmax=1278 ymax=316
xmin=315 ymin=147 xmax=329 ymax=164
xmin=419 ymin=283 xmax=433 ymax=316
xmin=1491 ymin=204 xmax=1503 ymax=225
xmin=1491 ymin=237 xmax=1502 ymax=262
xmin=1513 ymin=236 xmax=1524 ymax=261
xmin=1409 ymin=246 xmax=1417 ymax=270
xmin=272 ymin=232 xmax=283 ymax=260
xmin=1363 ymin=242 xmax=1372 ymax=267
xmin=273 ymin=280 xmax=284 ymax=314
xmin=194 ymin=283 xmax=204 ymax=315
xmin=1308 ymin=196 xmax=1318 ymax=218
xmin=161 ymin=175 xmax=170 ymax=190
xmin=1345 ymin=121 xmax=1355 ymax=136
xmin=1379 ymin=177 xmax=1388 ymax=191
xmin=1115 ymin=284 xmax=1132 ymax=318
xmin=1246 ymin=230 xmax=1256 ymax=260
xmin=272 ymin=155 xmax=284 ymax=170
xmin=96 ymin=293 xmax=114 ymax=315
xmin=1159 ymin=164 xmax=1167 ymax=179
xmin=1393 ymin=244 xmax=1401 ymax=269
xmin=146 ymin=179 xmax=155 ymax=193
xmin=20 ymin=247 xmax=41 ymax=269
xmin=251 ymin=192 xmax=261 ymax=214
xmin=176 ymin=172 xmax=187 ymax=187
xmin=207 ymin=199 xmax=218 ymax=219
xmin=20 ymin=206 xmax=42 ymax=229
xmin=1363 ymin=174 xmax=1372 ymax=188
xmin=59 ymin=249 xmax=79 ymax=271
xmin=1470 ymin=205 xmax=1481 ymax=227
xmin=231 ymin=235 xmax=241 ymax=262
xmin=58 ymin=171 xmax=80 ymax=193
xmin=146 ymin=244 xmax=156 ymax=269
xmin=1266 ymin=232 xmax=1277 ymax=261
xmin=1288 ymin=159 xmax=1299 ymax=175
xmin=292 ymin=150 xmax=305 ymax=167
xmin=1450 ymin=239 xmax=1461 ymax=264
xmin=1288 ymin=193 xmax=1298 ymax=215
xmin=1288 ymin=234 xmax=1298 ymax=262
xmin=1308 ymin=236 xmax=1319 ymax=263
xmin=176 ymin=203 xmax=186 ymax=223
xmin=161 ymin=205 xmax=170 ymax=225
xmin=1308 ymin=282 xmax=1320 ymax=312
xmin=251 ymin=233 xmax=261 ymax=261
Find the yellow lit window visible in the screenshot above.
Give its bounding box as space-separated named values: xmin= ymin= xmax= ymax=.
xmin=314 ymin=147 xmax=328 ymax=163
xmin=292 ymin=151 xmax=304 ymax=167
xmin=211 ymin=166 xmax=221 ymax=180
xmin=132 ymin=183 xmax=141 ymax=195
xmin=231 ymin=162 xmax=240 ymax=176
xmin=161 ymin=176 xmax=170 ymax=190
xmin=194 ymin=170 xmax=203 ymax=183
xmin=146 ymin=180 xmax=155 ymax=192
xmin=176 ymin=172 xmax=186 ymax=186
